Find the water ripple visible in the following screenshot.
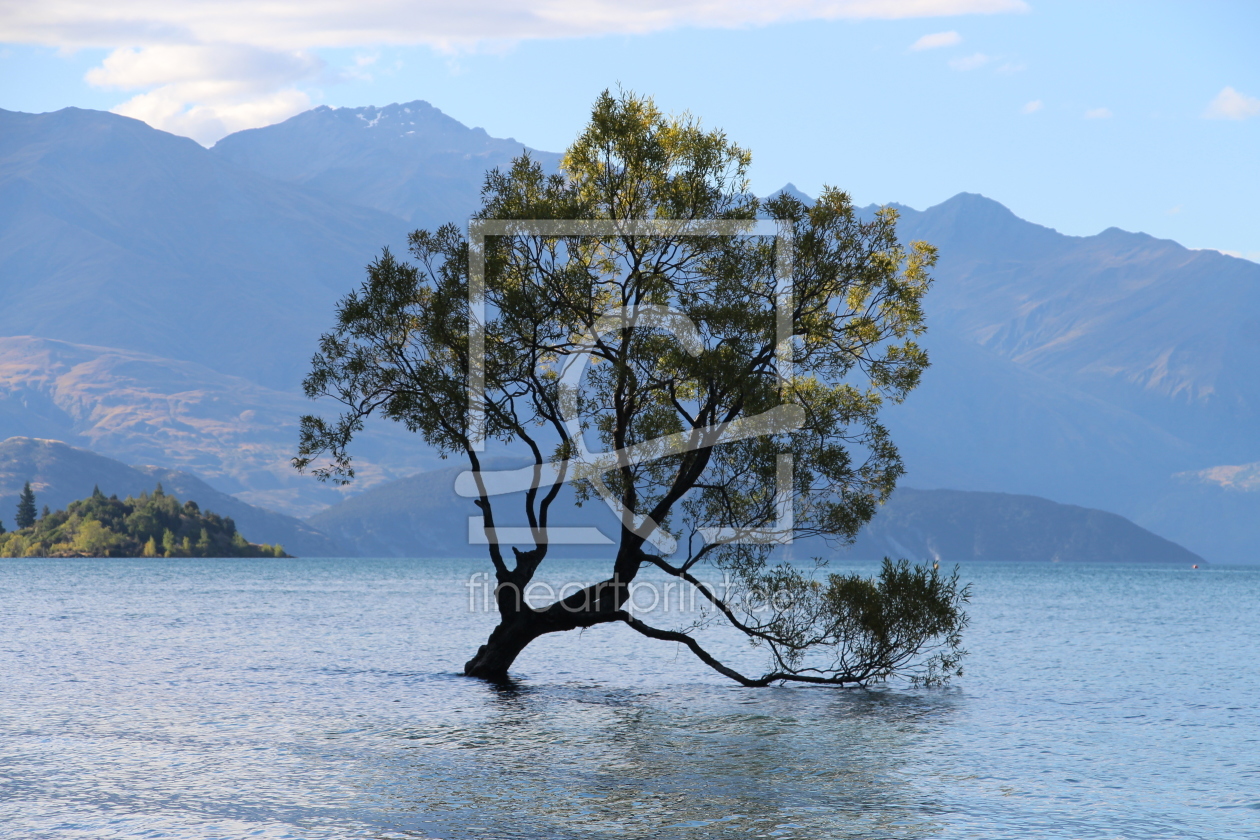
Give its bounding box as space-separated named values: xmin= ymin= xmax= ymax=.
xmin=1 ymin=557 xmax=1257 ymax=838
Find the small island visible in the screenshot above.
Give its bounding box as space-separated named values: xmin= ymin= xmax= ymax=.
xmin=0 ymin=484 xmax=288 ymax=558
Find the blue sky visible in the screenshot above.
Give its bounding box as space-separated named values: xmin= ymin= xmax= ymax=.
xmin=2 ymin=0 xmax=1256 ymax=258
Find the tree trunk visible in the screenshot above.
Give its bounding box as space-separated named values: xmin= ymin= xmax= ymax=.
xmin=463 ymin=615 xmax=542 ymax=680
xmin=463 ymin=555 xmax=644 ymax=681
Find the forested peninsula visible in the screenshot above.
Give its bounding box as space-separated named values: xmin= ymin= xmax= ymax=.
xmin=0 ymin=484 xmax=288 ymax=558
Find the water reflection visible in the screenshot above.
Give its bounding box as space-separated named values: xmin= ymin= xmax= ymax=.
xmin=351 ymin=680 xmax=955 ymax=839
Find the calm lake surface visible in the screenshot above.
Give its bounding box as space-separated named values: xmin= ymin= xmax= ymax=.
xmin=1 ymin=557 xmax=1257 ymax=839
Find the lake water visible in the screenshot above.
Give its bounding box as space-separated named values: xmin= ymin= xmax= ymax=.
xmin=1 ymin=557 xmax=1257 ymax=839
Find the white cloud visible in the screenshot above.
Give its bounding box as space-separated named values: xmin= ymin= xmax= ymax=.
xmin=85 ymin=45 xmax=322 ymax=144
xmin=1020 ymin=99 xmax=1042 ymax=114
xmin=0 ymin=2 xmax=1032 ymax=51
xmin=1084 ymin=107 xmax=1112 ymax=119
xmin=1203 ymin=86 xmax=1260 ymax=120
xmin=949 ymin=52 xmax=991 ymax=71
xmin=86 ymin=44 xmax=321 ymax=89
xmin=910 ymin=30 xmax=961 ymax=51
xmin=0 ymin=0 xmax=1030 ymax=143
xmin=115 ymin=86 xmax=314 ymax=146
xmin=340 ymin=52 xmax=380 ymax=82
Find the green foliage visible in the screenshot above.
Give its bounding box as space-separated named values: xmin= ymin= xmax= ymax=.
xmin=784 ymin=558 xmax=969 ymax=686
xmin=0 ymin=486 xmax=290 ymax=559
xmin=15 ymin=482 xmax=36 ymax=530
xmin=161 ymin=528 xmax=176 ymax=556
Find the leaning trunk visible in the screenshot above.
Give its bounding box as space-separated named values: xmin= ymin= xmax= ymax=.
xmin=463 ymin=568 xmax=640 ymax=680
xmin=464 ymin=548 xmax=648 ymax=680
xmin=463 ymin=615 xmax=542 ymax=680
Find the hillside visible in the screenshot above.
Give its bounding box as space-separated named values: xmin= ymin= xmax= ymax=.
xmin=893 ymin=192 xmax=1260 ymax=466
xmin=848 ymin=488 xmax=1203 ymax=565
xmin=0 ymin=106 xmax=407 ymax=390
xmin=0 ymin=437 xmax=350 ymax=556
xmin=306 ymin=460 xmax=614 ymax=558
xmin=210 ymin=101 xmax=562 ymax=230
xmin=307 ymin=463 xmax=1202 ymax=564
xmin=868 ymin=193 xmax=1260 ymax=561
xmin=0 ymin=485 xmax=289 ymax=558
xmin=0 ymin=336 xmax=436 ymax=513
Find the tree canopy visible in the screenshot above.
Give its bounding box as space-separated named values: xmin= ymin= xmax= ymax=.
xmin=297 ymin=90 xmax=968 ymax=686
xmin=15 ymin=481 xmax=36 ymax=530
xmin=0 ymin=484 xmax=288 ymax=558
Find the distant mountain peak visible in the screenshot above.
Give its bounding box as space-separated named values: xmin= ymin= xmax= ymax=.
xmin=929 ymin=191 xmax=1020 ymax=218
xmin=766 ymin=182 xmax=816 ymax=205
xmin=216 ymin=99 xmax=476 ymax=145
xmin=210 ymin=100 xmax=561 ymax=224
xmin=225 ymin=99 xmax=524 ymax=146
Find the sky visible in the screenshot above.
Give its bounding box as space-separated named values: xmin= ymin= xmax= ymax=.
xmin=1 ymin=0 xmax=1257 ymax=259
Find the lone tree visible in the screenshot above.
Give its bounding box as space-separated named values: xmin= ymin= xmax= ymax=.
xmin=15 ymin=481 xmax=36 ymax=530
xmin=297 ymin=91 xmax=968 ymax=686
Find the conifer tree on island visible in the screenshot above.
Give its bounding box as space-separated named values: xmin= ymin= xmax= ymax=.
xmin=15 ymin=482 xmax=36 ymax=530
xmin=296 ymin=91 xmax=969 ymax=686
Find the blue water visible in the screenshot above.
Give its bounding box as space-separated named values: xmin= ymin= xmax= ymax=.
xmin=1 ymin=557 xmax=1257 ymax=839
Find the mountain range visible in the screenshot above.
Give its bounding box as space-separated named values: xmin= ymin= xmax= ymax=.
xmin=211 ymin=101 xmax=561 ymax=229
xmin=893 ymin=193 xmax=1260 ymax=465
xmin=0 ymin=107 xmax=404 ymax=390
xmin=0 ymin=101 xmax=1255 ymax=561
xmin=882 ymin=195 xmax=1260 ymax=559
xmin=305 ymin=461 xmax=1203 ymax=565
xmin=1 ymin=436 xmax=1196 ymax=565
